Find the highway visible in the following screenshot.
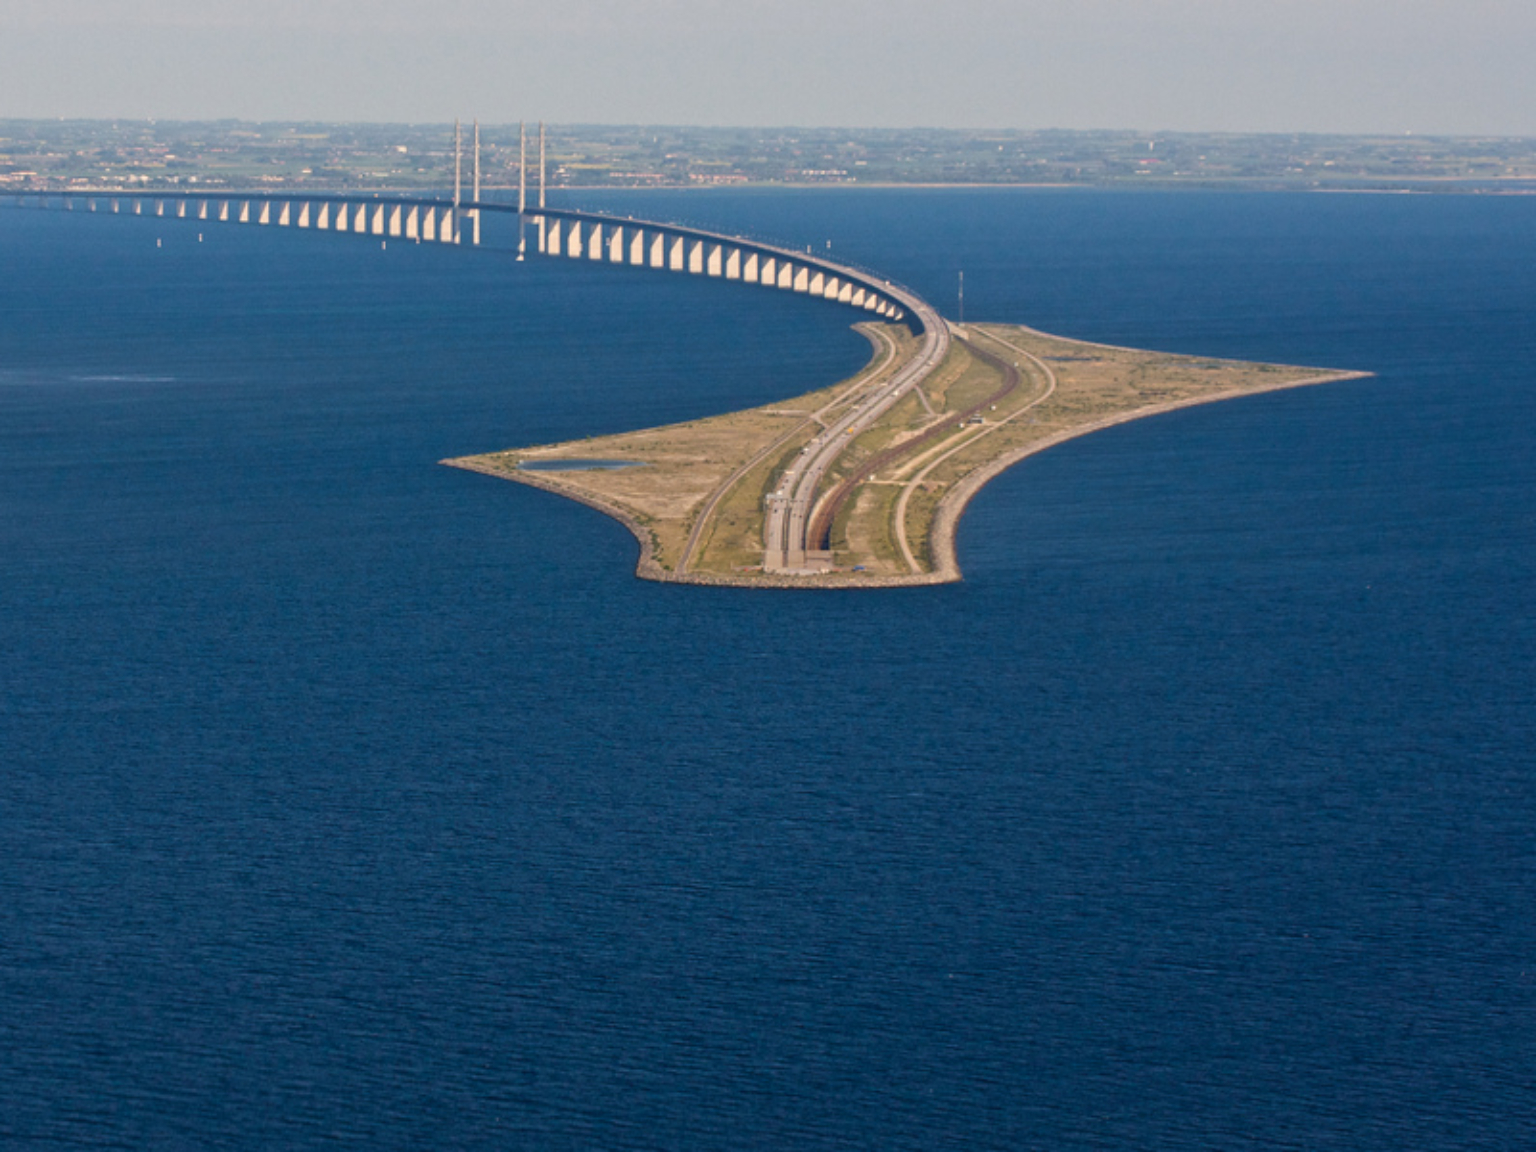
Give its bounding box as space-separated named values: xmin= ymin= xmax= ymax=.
xmin=764 ymin=295 xmax=950 ymax=572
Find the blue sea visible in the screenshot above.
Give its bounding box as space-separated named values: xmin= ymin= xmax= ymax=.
xmin=2 ymin=188 xmax=1533 ymax=1150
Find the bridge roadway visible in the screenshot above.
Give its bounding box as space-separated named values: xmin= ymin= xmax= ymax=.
xmin=6 ymin=187 xmax=949 ymax=574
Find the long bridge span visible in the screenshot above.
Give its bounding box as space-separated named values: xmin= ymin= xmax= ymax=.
xmin=5 ymin=144 xmax=949 ymax=575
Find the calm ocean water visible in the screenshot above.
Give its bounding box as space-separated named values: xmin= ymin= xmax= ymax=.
xmin=2 ymin=189 xmax=1533 ymax=1150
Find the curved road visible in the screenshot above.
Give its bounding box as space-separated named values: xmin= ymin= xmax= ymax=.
xmin=764 ymin=303 xmax=950 ymax=572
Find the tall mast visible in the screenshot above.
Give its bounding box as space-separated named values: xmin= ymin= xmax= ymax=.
xmin=472 ymin=119 xmax=481 ymax=245
xmin=518 ymin=120 xmax=527 ymax=260
xmin=537 ymin=122 xmax=547 ymax=254
xmin=453 ymin=118 xmax=462 ymax=244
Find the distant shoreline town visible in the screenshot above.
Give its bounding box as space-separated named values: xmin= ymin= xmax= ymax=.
xmin=4 ymin=120 xmax=1536 ymax=194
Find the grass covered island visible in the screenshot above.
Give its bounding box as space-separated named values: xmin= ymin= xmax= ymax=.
xmin=443 ymin=321 xmax=1369 ymax=588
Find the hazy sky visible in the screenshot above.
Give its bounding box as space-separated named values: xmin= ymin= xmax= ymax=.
xmin=2 ymin=0 xmax=1532 ymax=134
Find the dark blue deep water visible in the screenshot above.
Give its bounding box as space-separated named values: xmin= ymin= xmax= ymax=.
xmin=2 ymin=189 xmax=1533 ymax=1150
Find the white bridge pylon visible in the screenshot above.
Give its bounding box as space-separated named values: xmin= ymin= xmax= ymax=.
xmin=533 ymin=209 xmax=905 ymax=320
xmin=18 ymin=122 xmax=913 ymax=322
xmin=23 ymin=188 xmax=915 ymax=324
xmin=49 ymin=122 xmax=912 ymax=319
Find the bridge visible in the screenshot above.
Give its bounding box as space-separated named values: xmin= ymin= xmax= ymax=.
xmin=4 ymin=122 xmax=949 ymax=575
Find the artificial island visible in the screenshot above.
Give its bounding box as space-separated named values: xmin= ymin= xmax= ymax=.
xmin=447 ymin=321 xmax=1366 ymax=587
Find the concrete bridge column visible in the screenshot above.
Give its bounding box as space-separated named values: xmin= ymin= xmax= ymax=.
xmin=744 ymin=252 xmax=759 ymax=282
xmin=278 ymin=202 xmax=291 ymax=226
xmin=154 ymin=200 xmax=164 ymax=217
xmin=629 ymin=229 xmax=646 ymax=265
xmin=297 ymin=202 xmax=310 ymax=228
xmin=838 ymin=282 xmax=854 ymax=304
xmin=794 ymin=267 xmax=811 ymax=293
xmin=586 ymin=223 xmax=602 ymax=260
xmin=423 ymin=205 xmax=437 ymax=242
xmin=369 ymin=204 xmax=385 ymax=235
xmin=650 ymin=233 xmax=666 ymax=268
xmin=388 ymin=205 xmax=402 ymax=237
xmin=669 ymin=235 xmax=685 ymax=271
xmin=809 ymin=271 xmax=826 ymax=296
xmin=317 ymin=202 xmax=331 ymax=230
xmin=132 ymin=200 xmax=141 ymax=215
xmin=404 ymin=206 xmax=418 ymax=239
xmin=779 ymin=262 xmax=796 ymax=289
xmin=688 ymin=240 xmax=705 ymax=274
xmin=443 ymin=207 xmax=458 ymax=244
xmin=725 ymin=248 xmax=741 ymax=280
xmin=257 ymin=201 xmax=270 ymax=225
xmin=568 ymin=221 xmax=584 ymax=258
xmin=177 ymin=200 xmax=187 ymax=219
xmin=706 ymin=244 xmax=723 ymax=277
xmin=545 ymin=218 xmax=560 ymax=255
xmin=237 ymin=201 xmax=249 ymax=224
xmin=196 ymin=201 xmax=207 ymax=221
xmin=110 ymin=199 xmax=119 ymax=213
xmin=607 ymin=226 xmax=624 ymax=262
xmin=218 ymin=201 xmax=229 ymax=222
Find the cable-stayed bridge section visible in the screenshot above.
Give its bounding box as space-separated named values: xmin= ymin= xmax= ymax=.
xmin=4 ymin=121 xmax=949 ymax=578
